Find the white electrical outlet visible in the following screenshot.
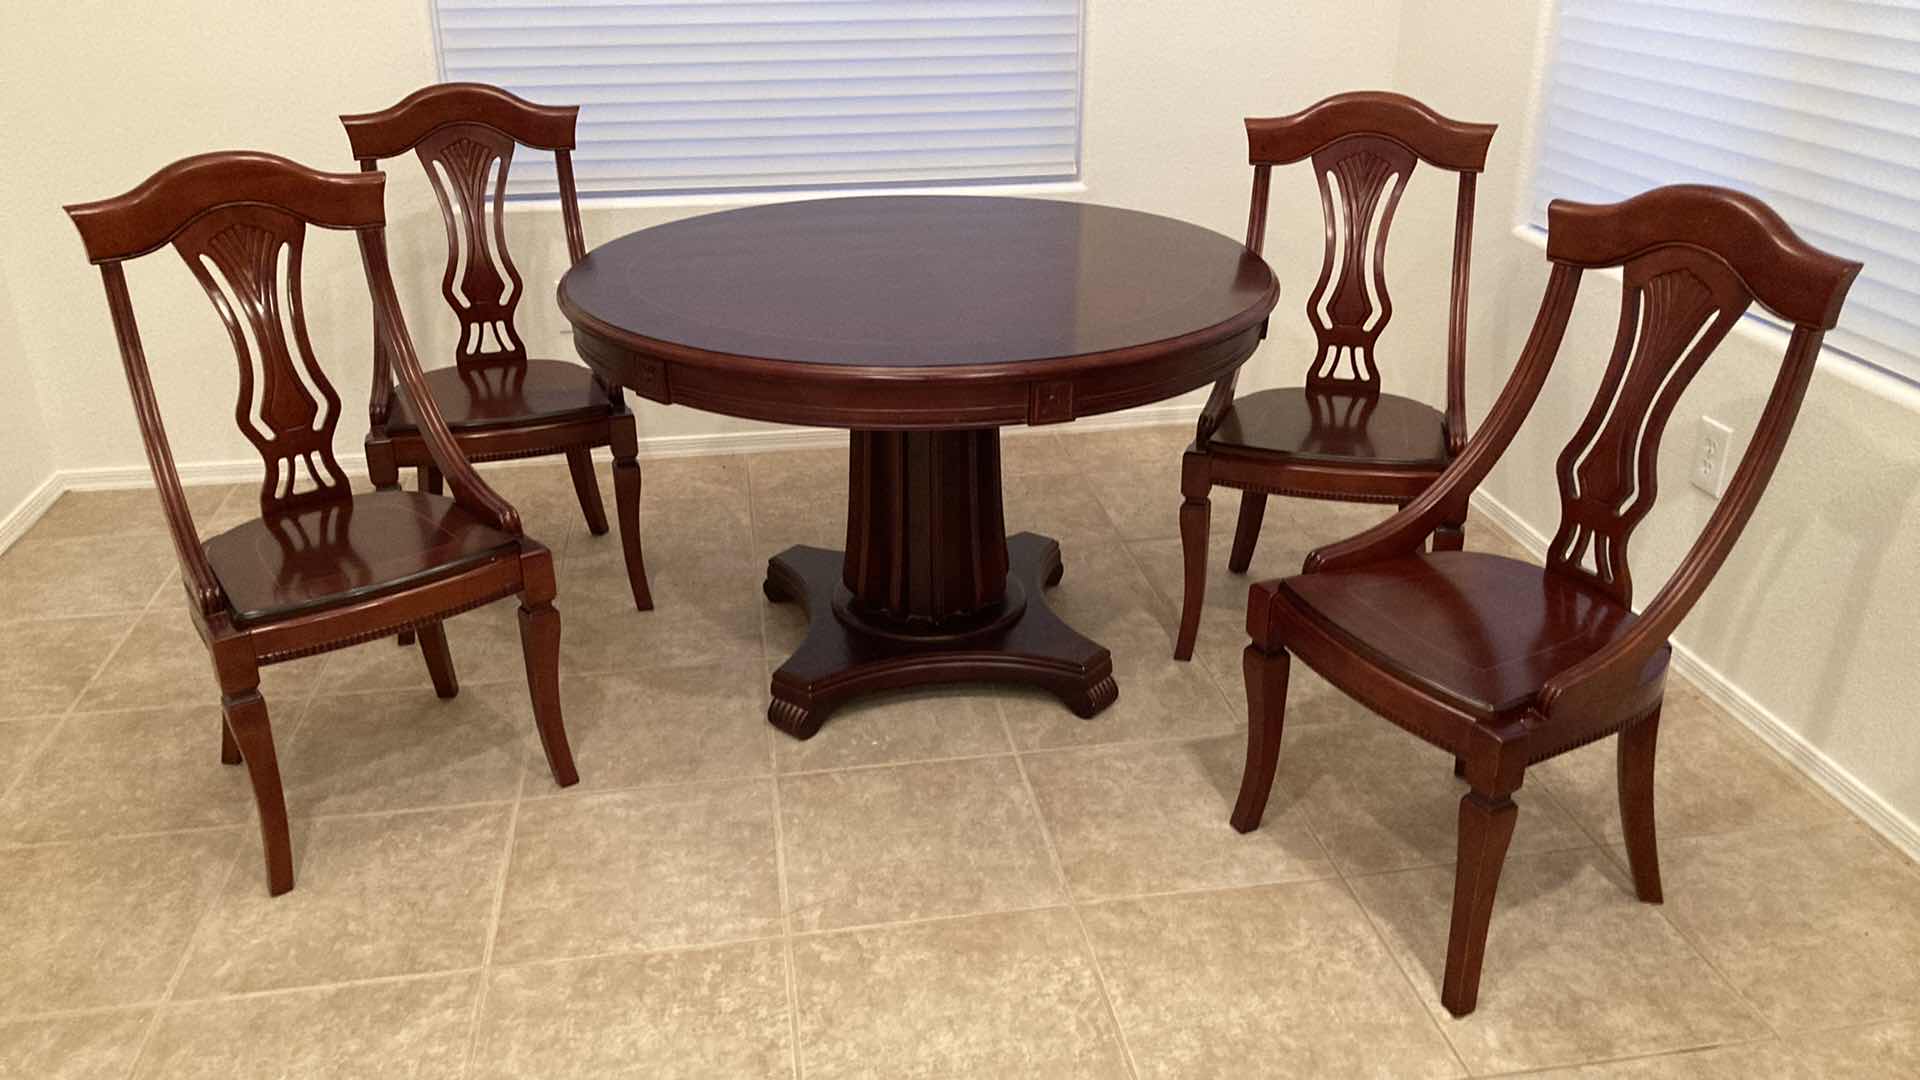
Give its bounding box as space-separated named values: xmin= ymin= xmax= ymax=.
xmin=1692 ymin=416 xmax=1733 ymax=499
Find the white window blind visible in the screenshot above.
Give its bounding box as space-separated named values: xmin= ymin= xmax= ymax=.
xmin=1532 ymin=0 xmax=1920 ymax=382
xmin=431 ymin=0 xmax=1083 ymax=198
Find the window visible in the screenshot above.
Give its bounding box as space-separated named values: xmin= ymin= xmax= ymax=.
xmin=1531 ymin=0 xmax=1919 ymax=382
xmin=431 ymin=0 xmax=1083 ymax=199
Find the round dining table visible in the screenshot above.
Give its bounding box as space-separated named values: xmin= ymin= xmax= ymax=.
xmin=559 ymin=196 xmax=1279 ymax=739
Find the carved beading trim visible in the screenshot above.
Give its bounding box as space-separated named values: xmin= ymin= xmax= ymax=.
xmin=253 ymin=581 xmax=521 ymax=665
xmin=1214 ymin=479 xmax=1408 ymax=504
xmin=1526 ymin=697 xmax=1665 ymax=764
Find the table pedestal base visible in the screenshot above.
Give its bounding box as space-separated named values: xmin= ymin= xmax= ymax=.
xmin=763 ymin=533 xmax=1117 ymax=739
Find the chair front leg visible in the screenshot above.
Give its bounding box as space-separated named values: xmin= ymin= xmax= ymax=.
xmin=608 ymin=415 xmax=654 ymax=611
xmin=1442 ymin=787 xmax=1519 ymax=1016
xmin=1230 ymin=641 xmax=1291 ymax=832
xmin=517 ymin=551 xmax=580 ymax=788
xmin=218 ymin=671 xmax=294 ymax=896
xmin=1174 ymin=451 xmax=1212 ymax=661
xmin=1617 ymin=707 xmax=1663 ymax=903
xmin=1228 ymin=492 xmax=1267 ymax=573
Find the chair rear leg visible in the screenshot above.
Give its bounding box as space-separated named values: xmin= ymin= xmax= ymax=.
xmin=1173 ymin=453 xmax=1211 ymax=661
xmin=1618 ymin=708 xmax=1664 ymax=903
xmin=1433 ymin=521 xmax=1467 ymax=552
xmin=565 ymin=448 xmax=610 ymax=536
xmin=1442 ymin=789 xmax=1518 ymax=1016
xmin=1230 ymin=643 xmax=1291 ymax=832
xmin=220 ymin=717 xmax=241 ymax=765
xmin=222 ymin=686 xmax=294 ymax=896
xmin=517 ymin=588 xmax=579 ymax=788
xmin=416 ymin=621 xmax=459 ymax=699
xmin=1228 ymin=492 xmax=1267 ymax=573
xmin=609 ymin=417 xmax=654 ymax=612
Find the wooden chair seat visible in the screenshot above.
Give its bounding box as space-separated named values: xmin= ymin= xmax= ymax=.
xmin=1268 ymin=552 xmax=1665 ymax=719
xmin=1210 ymin=387 xmax=1451 ymax=469
xmin=385 ymin=358 xmax=613 ymax=434
xmin=204 ymin=491 xmax=519 ymax=626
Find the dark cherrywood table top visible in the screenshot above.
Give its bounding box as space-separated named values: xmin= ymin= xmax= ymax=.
xmin=560 ymin=196 xmax=1279 ymax=429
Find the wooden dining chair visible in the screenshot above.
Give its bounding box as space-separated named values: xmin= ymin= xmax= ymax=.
xmin=65 ymin=151 xmax=580 ymax=896
xmin=1229 ymin=184 xmax=1860 ymax=1016
xmin=1173 ymin=91 xmax=1496 ymax=661
xmin=342 ymin=82 xmax=653 ymax=614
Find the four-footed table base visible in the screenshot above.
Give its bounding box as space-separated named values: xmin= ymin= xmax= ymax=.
xmin=763 ymin=533 xmax=1117 ymax=739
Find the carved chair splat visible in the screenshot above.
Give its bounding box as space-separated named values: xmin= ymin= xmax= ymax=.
xmin=65 ymin=151 xmax=580 ymax=897
xmin=1228 ymin=184 xmax=1861 ymax=1016
xmin=342 ymin=82 xmax=653 ymax=616
xmin=1174 ymin=91 xmax=1497 ymax=662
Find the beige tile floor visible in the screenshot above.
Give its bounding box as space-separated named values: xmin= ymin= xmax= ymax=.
xmin=1 ymin=422 xmax=1917 ymax=1079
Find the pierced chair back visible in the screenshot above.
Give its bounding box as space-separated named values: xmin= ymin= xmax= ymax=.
xmin=1200 ymin=91 xmax=1497 ymax=450
xmin=342 ymin=82 xmax=586 ymax=410
xmin=1236 ymin=183 xmax=1861 ymax=1017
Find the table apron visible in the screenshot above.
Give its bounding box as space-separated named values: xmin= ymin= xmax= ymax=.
xmin=570 ymin=324 xmax=1264 ymax=431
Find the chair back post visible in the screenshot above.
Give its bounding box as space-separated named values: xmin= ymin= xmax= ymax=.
xmin=1194 ymin=163 xmax=1277 ymax=446
xmin=95 ymin=260 xmax=227 ymax=615
xmin=350 ymin=155 xmax=398 ymax=430
xmin=555 ymin=148 xmax=587 ymax=266
xmin=1444 ymin=171 xmax=1479 ymax=455
xmin=355 ymin=225 xmax=523 ymax=534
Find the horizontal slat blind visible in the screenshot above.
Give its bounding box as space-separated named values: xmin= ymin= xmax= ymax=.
xmin=432 ymin=0 xmax=1082 ymax=197
xmin=1533 ymin=0 xmax=1920 ymax=381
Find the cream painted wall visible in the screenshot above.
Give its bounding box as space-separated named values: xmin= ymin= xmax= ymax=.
xmin=0 ymin=0 xmax=1401 ymax=482
xmin=0 ymin=259 xmax=55 ymax=523
xmin=1391 ymin=0 xmax=1920 ymax=846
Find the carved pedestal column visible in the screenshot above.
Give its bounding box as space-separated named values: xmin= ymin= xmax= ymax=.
xmin=763 ymin=428 xmax=1115 ymax=738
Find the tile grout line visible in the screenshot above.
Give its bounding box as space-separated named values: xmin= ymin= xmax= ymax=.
xmin=1212 ymin=733 xmax=1472 ymax=1073
xmin=1471 ymin=1032 xmax=1788 ymax=1079
xmin=1325 ymin=850 xmax=1476 ymax=1076
xmin=118 ymin=837 xmax=248 ymax=1080
xmin=458 ymin=768 xmax=529 ymax=1080
xmin=1196 ymin=586 xmax=1473 ymax=1074
xmin=769 ymin=765 xmax=805 ymax=1080
xmin=1005 ymin=712 xmax=1144 ymax=1080
xmin=744 ymin=455 xmax=808 ymax=1080
xmin=117 ymin=637 xmax=334 ymax=1080
xmin=0 ymin=562 xmax=168 ymax=808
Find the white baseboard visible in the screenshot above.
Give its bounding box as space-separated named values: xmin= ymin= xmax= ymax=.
xmin=4 ymin=400 xmax=1205 ymax=529
xmin=0 ymin=474 xmax=61 ymax=552
xmin=1470 ymin=489 xmax=1920 ymax=862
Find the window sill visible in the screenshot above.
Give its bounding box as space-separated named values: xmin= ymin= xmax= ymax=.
xmin=514 ymin=178 xmax=1089 ymax=215
xmin=1509 ymin=224 xmax=1920 ymax=411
